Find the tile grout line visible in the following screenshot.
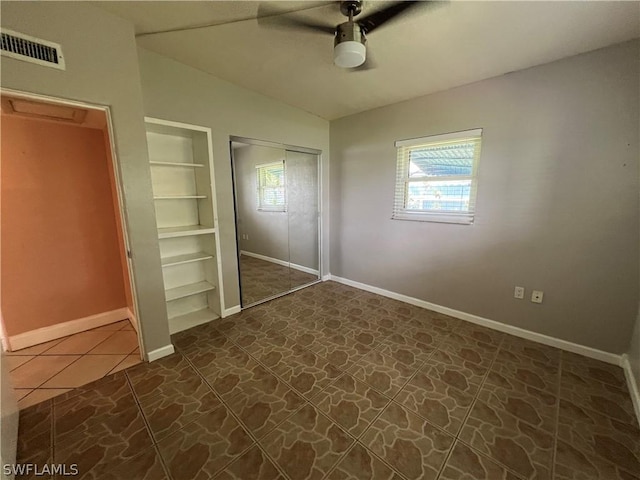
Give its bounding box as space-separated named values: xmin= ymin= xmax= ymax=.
xmin=105 ymin=350 xmax=143 ymax=376
xmin=123 ymin=370 xmax=177 ymax=480
xmin=126 ymin=354 xmax=232 ymax=446
xmin=219 ymin=319 xmax=375 ymax=408
xmin=316 ymin=310 xmax=446 ymax=480
xmin=177 ymin=298 xmax=564 ymax=480
xmin=12 ymin=325 xmax=139 ymax=408
xmin=318 ymin=317 xmax=489 ymax=480
xmin=322 ymin=333 xmax=451 ymax=480
xmin=559 ymin=359 xmax=638 ymax=426
xmin=275 ymin=305 xmax=459 ymax=479
xmin=181 ymin=316 xmax=391 ymax=480
xmin=45 ymin=329 xmax=120 ymax=356
xmin=50 ymin=399 xmax=56 ymax=468
xmin=556 ymin=356 xmax=640 ymax=477
xmin=451 ymin=337 xmax=536 ymax=480
xmin=550 ymin=350 xmax=563 ymax=480
xmin=26 ymin=353 xmax=85 ymax=391
xmin=176 ymin=347 xmax=294 ymax=480
xmin=433 ymin=336 xmax=504 ymax=480
xmin=180 ymin=302 xmax=556 ymax=480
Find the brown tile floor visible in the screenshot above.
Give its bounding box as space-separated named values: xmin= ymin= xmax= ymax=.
xmin=7 ymin=319 xmax=141 ymax=409
xmin=15 ymin=282 xmax=640 ymax=480
xmin=240 ymin=254 xmax=319 ymax=305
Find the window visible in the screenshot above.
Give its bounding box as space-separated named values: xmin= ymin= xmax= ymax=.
xmin=393 ymin=129 xmax=482 ymax=224
xmin=256 ymin=160 xmax=286 ymax=212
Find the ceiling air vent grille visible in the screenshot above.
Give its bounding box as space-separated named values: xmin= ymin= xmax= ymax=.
xmin=1 ymin=29 xmax=65 ymax=70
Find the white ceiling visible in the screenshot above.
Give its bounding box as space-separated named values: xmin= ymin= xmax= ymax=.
xmin=97 ymin=1 xmax=640 ymax=120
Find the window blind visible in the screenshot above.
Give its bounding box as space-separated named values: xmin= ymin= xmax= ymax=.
xmin=393 ymin=129 xmax=482 ymax=223
xmin=256 ymin=161 xmax=286 ymax=211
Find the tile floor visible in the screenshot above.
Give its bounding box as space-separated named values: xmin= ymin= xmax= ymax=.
xmin=7 ymin=319 xmax=141 ymax=410
xmin=15 ymin=282 xmax=640 ymax=480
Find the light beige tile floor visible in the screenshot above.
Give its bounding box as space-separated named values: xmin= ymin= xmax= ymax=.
xmin=6 ymin=318 xmax=142 ymax=409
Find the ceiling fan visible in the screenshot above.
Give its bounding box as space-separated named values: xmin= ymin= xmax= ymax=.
xmin=259 ymin=1 xmax=423 ymax=70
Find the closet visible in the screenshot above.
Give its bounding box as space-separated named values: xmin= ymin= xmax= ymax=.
xmin=146 ymin=118 xmax=224 ymax=334
xmin=230 ymin=137 xmax=321 ymax=307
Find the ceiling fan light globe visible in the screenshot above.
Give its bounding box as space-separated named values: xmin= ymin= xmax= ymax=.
xmin=334 ymin=41 xmax=366 ymax=68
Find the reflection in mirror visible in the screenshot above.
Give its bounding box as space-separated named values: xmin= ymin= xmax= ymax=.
xmin=231 ymin=139 xmax=320 ymax=307
xmin=286 ymin=150 xmax=319 ymax=291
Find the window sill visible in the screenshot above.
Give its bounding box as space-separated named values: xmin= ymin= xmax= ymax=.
xmin=392 ymin=213 xmax=474 ymax=225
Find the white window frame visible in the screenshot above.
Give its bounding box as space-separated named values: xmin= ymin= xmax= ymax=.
xmin=256 ymin=160 xmax=287 ymax=212
xmin=393 ymin=129 xmax=482 ymax=225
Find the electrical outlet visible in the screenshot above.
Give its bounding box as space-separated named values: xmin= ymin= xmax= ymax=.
xmin=531 ymin=290 xmax=544 ymax=304
xmin=514 ymin=286 xmax=525 ymax=299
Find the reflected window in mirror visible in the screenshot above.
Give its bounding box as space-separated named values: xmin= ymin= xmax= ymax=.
xmin=256 ymin=161 xmax=286 ymax=212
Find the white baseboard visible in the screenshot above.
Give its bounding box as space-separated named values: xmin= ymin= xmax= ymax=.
xmin=322 ymin=274 xmax=331 ymax=282
xmin=328 ymin=274 xmax=622 ymax=366
xmin=621 ymin=354 xmax=640 ymax=427
xmin=7 ymin=308 xmax=129 ymax=351
xmin=223 ymin=305 xmax=242 ymax=317
xmin=147 ymin=344 xmax=175 ymax=362
xmin=241 ymin=250 xmax=319 ymax=276
xmin=126 ymin=308 xmax=139 ymax=333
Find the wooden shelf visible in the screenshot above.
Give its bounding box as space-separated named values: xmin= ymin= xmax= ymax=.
xmin=165 ymin=281 xmax=216 ymax=302
xmin=168 ymin=308 xmax=219 ymax=335
xmin=161 ymin=252 xmax=213 ymax=267
xmin=154 ymin=195 xmax=208 ymax=200
xmin=150 ymin=161 xmax=205 ymax=168
xmin=158 ymin=225 xmax=216 ymax=239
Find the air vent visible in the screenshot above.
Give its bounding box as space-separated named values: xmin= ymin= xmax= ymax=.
xmin=1 ymin=28 xmax=65 ymax=70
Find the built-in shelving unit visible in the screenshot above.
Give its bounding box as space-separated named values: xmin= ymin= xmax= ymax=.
xmin=146 ymin=117 xmax=225 ymax=335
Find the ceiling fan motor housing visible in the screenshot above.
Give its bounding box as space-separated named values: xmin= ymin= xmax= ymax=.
xmin=335 ymin=21 xmax=366 ymax=47
xmin=334 ymin=21 xmax=366 ymax=68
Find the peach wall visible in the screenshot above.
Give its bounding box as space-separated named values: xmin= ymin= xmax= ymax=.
xmin=1 ymin=115 xmax=128 ymax=336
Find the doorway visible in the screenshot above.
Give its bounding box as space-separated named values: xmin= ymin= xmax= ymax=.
xmin=1 ymin=92 xmax=143 ymax=409
xmin=230 ymin=137 xmax=321 ymax=307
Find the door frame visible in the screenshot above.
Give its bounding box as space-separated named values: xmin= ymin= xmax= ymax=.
xmin=0 ymin=87 xmax=145 ymax=357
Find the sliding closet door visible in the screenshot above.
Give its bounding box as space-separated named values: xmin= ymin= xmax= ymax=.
xmin=231 ymin=137 xmax=321 ymax=308
xmin=232 ymin=143 xmax=291 ymax=305
xmin=286 ymin=150 xmax=320 ymax=290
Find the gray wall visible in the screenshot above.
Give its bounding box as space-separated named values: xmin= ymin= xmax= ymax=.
xmin=235 ymin=144 xmax=289 ymax=262
xmin=0 ymin=2 xmax=170 ymax=354
xmin=330 ymin=40 xmax=640 ymax=354
xmin=137 ymin=48 xmax=330 ymax=309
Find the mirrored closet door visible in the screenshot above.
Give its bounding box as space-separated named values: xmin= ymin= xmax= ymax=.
xmin=231 ymin=137 xmax=320 ymax=307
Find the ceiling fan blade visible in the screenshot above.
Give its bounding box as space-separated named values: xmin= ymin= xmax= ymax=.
xmin=257 ymin=3 xmax=336 ymax=35
xmin=357 ymin=1 xmax=422 ymax=34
